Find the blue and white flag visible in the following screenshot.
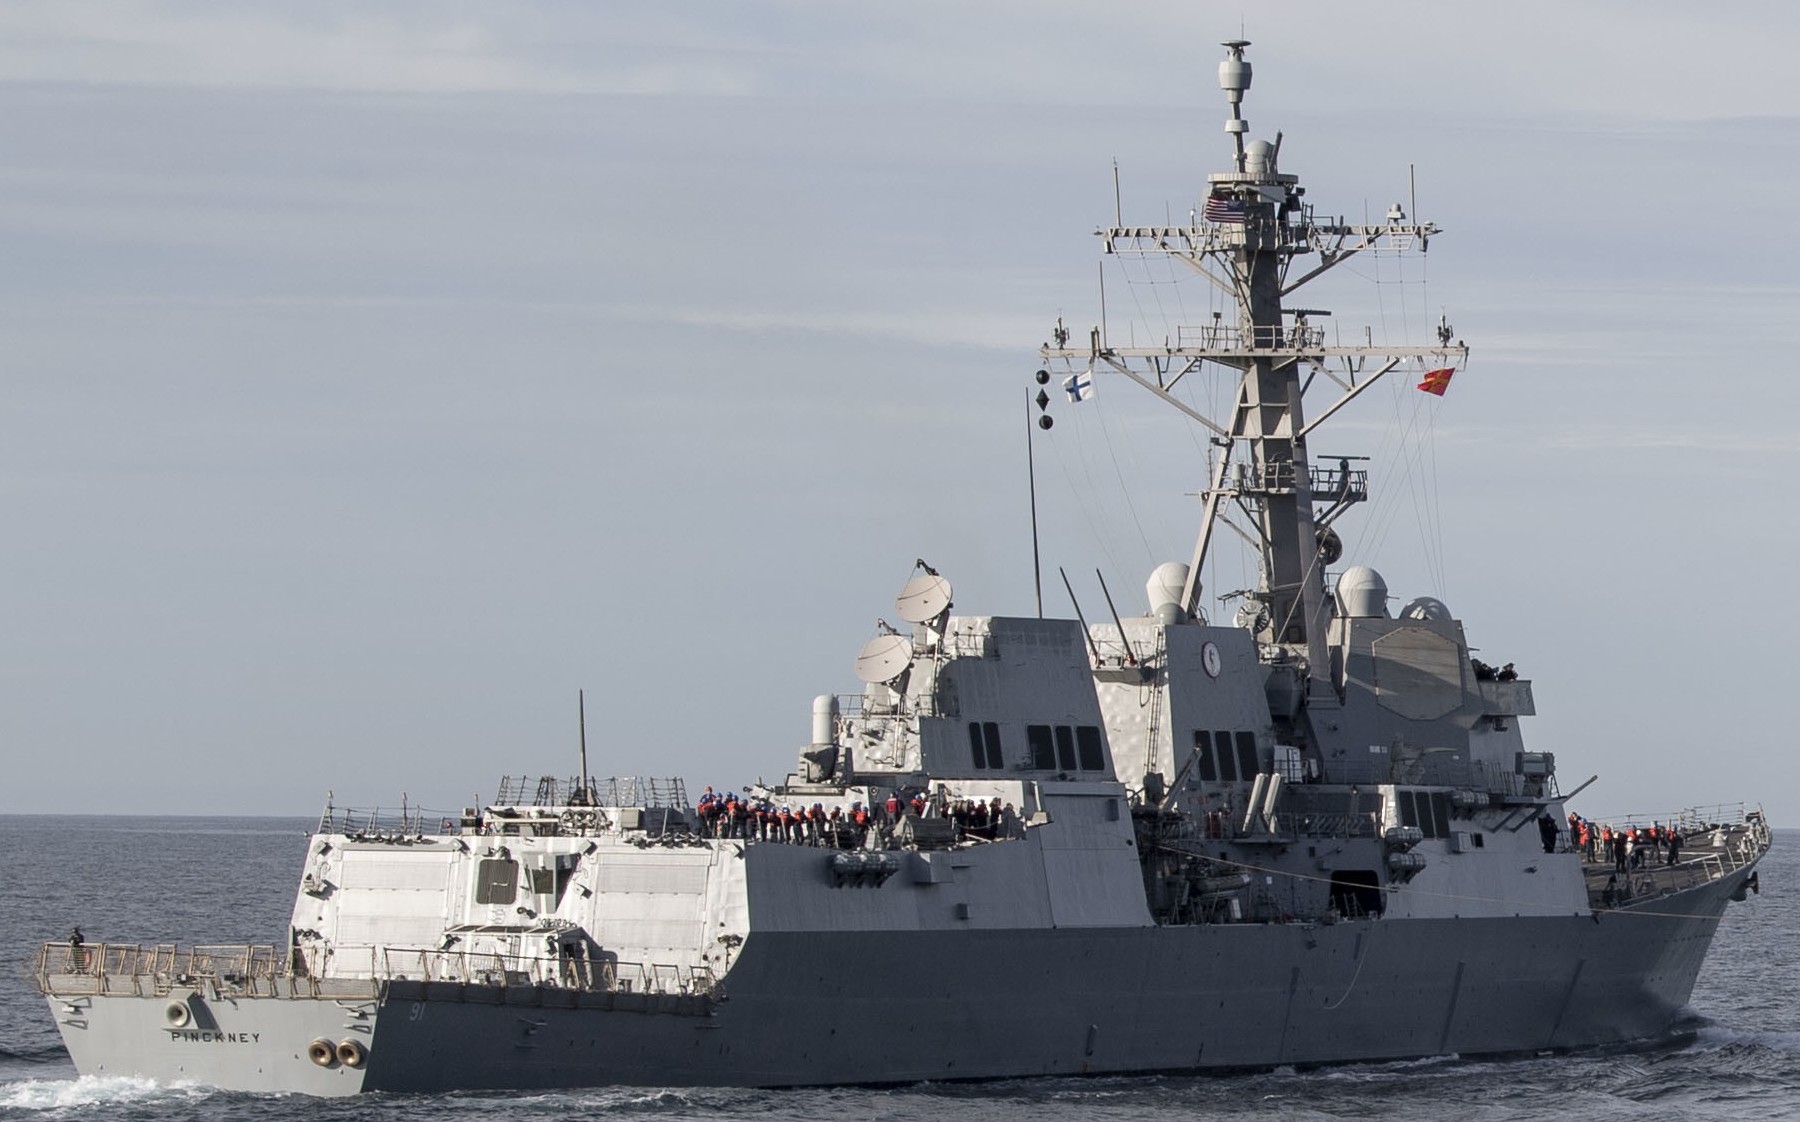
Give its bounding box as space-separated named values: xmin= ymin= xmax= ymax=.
xmin=1062 ymin=368 xmax=1094 ymax=403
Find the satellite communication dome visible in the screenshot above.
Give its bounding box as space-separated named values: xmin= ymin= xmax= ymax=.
xmin=1145 ymin=561 xmax=1191 ymax=616
xmin=1245 ymin=139 xmax=1277 ymax=175
xmin=1335 ymin=566 xmax=1389 ymax=619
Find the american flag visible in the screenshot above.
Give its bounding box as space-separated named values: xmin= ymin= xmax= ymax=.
xmin=1202 ymin=194 xmax=1247 ymax=224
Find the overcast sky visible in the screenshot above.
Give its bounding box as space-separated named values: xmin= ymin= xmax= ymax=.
xmin=3 ymin=2 xmax=1796 ymax=827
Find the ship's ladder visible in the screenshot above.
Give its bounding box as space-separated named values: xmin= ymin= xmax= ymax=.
xmin=1143 ymin=628 xmax=1167 ymax=781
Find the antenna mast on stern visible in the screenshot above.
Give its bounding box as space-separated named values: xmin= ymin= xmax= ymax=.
xmin=1040 ymin=39 xmax=1467 ymax=715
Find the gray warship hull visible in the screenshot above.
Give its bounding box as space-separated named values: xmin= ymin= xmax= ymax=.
xmin=34 ymin=39 xmax=1774 ymax=1097
xmin=42 ymin=861 xmax=1752 ymax=1095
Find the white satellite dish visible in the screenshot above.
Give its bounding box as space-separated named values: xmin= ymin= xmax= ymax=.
xmin=854 ymin=634 xmax=914 ymax=684
xmin=895 ymin=573 xmax=952 ymax=623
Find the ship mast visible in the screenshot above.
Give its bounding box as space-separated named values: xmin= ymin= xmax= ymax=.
xmin=1041 ymin=39 xmax=1468 ymax=701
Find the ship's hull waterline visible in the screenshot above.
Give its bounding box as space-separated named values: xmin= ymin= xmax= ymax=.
xmin=33 ymin=39 xmax=1772 ymax=1099
xmin=45 ymin=865 xmax=1748 ymax=1096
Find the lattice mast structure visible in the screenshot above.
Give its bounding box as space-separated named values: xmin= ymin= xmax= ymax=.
xmin=1041 ymin=39 xmax=1469 ymax=710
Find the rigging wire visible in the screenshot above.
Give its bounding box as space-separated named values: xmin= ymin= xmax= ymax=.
xmin=1047 ymin=397 xmax=1130 ymax=579
xmin=1421 ymin=255 xmax=1450 ymax=601
xmin=1105 ymin=259 xmax=1184 ymax=559
xmin=1127 ymin=247 xmax=1177 ymax=348
xmin=1329 ymin=226 xmax=1449 ymax=598
xmin=1353 ymin=372 xmax=1431 ymax=569
xmin=1087 ymin=388 xmax=1159 ymax=573
xmin=1063 ymin=253 xmax=1229 ymax=589
xmin=1163 ymin=236 xmax=1192 ymax=333
xmin=1385 ymin=240 xmax=1450 ymax=595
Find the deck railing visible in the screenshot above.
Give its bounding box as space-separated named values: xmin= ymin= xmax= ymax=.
xmin=343 ymin=945 xmax=717 ymax=996
xmin=33 ymin=942 xmax=320 ymax=998
xmin=1581 ymin=804 xmax=1770 ymax=909
xmin=35 ymin=940 xmax=717 ymax=1000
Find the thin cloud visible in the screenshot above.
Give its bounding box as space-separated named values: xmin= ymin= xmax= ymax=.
xmin=1539 ymin=426 xmax=1800 ymax=455
xmin=0 ymin=6 xmax=582 ymax=95
xmin=0 ymin=2 xmax=1798 ymax=120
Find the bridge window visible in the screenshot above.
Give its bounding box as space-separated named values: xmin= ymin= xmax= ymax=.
xmin=967 ymin=722 xmax=1005 ymax=770
xmin=1235 ymin=731 xmax=1259 ymax=778
xmin=1215 ymin=731 xmax=1239 ymax=782
xmin=985 ymin=723 xmax=1005 ymax=769
xmin=1394 ymin=789 xmax=1453 ymax=839
xmin=1076 ymin=726 xmax=1105 ymax=771
xmin=1026 ymin=723 xmax=1105 ymax=772
xmin=1429 ymin=792 xmax=1451 ymax=838
xmin=1194 ymin=731 xmax=1218 ymax=781
xmin=1192 ymin=730 xmax=1270 ymax=782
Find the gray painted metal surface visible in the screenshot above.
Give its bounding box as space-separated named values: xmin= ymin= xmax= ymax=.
xmin=41 ymin=865 xmax=1752 ymax=1093
xmin=34 ymin=40 xmax=1772 ymax=1094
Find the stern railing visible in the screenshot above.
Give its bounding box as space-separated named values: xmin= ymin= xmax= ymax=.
xmin=340 ymin=944 xmax=717 ymax=997
xmin=35 ymin=940 xmax=718 ymax=1001
xmin=32 ymin=942 xmax=347 ymax=999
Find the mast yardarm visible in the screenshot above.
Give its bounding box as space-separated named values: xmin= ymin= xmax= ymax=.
xmin=1039 ymin=39 xmax=1468 ymax=702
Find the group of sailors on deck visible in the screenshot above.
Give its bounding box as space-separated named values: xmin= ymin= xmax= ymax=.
xmin=1566 ymin=812 xmax=1684 ymax=870
xmin=696 ymin=790 xmax=846 ymax=844
xmin=694 ymin=786 xmax=1023 ymax=847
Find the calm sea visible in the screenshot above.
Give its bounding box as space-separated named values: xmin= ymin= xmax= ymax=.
xmin=2 ymin=816 xmax=1796 ymax=1121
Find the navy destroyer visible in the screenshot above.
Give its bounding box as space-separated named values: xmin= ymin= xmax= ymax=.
xmin=36 ymin=41 xmax=1769 ymax=1095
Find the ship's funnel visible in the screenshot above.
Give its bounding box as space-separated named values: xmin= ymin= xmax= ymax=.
xmin=1336 ymin=566 xmax=1390 ymax=619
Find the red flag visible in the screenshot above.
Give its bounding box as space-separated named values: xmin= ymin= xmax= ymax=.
xmin=1416 ymin=367 xmax=1454 ymax=396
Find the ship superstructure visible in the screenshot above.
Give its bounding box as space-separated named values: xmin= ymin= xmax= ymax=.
xmin=36 ymin=41 xmax=1769 ymax=1096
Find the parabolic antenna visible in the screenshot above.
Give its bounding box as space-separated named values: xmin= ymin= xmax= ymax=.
xmin=895 ymin=573 xmax=953 ymax=623
xmin=854 ymin=634 xmax=914 ymax=684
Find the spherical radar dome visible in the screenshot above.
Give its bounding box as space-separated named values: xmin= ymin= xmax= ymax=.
xmin=1335 ymin=566 xmax=1389 ymax=619
xmin=1145 ymin=561 xmax=1191 ymax=616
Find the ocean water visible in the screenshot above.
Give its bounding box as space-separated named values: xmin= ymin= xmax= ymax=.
xmin=1 ymin=816 xmax=1796 ymax=1121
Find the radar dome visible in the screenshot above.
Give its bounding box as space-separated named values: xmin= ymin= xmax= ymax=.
xmin=1245 ymin=139 xmax=1277 ymax=176
xmin=1145 ymin=561 xmax=1191 ymax=617
xmin=1400 ymin=596 xmax=1452 ymax=622
xmin=1218 ymin=52 xmax=1251 ymax=97
xmin=1336 ymin=566 xmax=1389 ymax=619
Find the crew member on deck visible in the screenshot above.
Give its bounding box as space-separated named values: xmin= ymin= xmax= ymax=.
xmin=1537 ymin=812 xmax=1559 ymax=854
